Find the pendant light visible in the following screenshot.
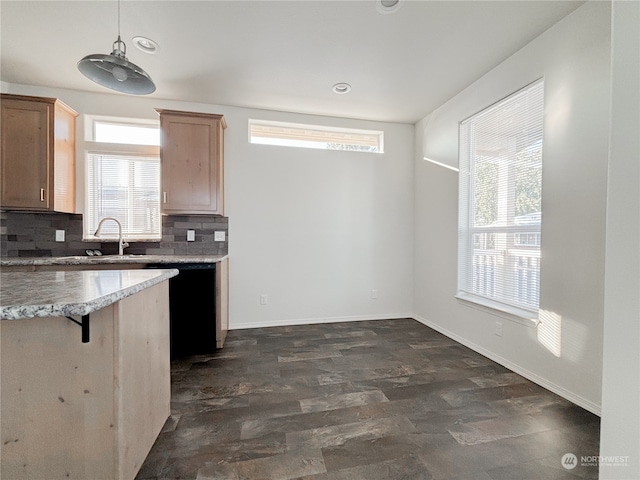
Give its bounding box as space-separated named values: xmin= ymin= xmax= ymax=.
xmin=77 ymin=0 xmax=155 ymax=95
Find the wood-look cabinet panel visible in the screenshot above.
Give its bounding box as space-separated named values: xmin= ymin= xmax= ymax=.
xmin=0 ymin=282 xmax=170 ymax=480
xmin=164 ymin=119 xmax=214 ymax=208
xmin=216 ymin=257 xmax=229 ymax=348
xmin=1 ymin=98 xmax=50 ymax=209
xmin=52 ymin=101 xmax=77 ymax=213
xmin=156 ymin=109 xmax=226 ymax=215
xmin=0 ymin=94 xmax=77 ymax=213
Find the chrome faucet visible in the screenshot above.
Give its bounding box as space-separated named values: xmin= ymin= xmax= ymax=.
xmin=94 ymin=217 xmax=129 ymax=255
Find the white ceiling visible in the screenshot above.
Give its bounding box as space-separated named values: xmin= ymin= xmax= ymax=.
xmin=1 ymin=0 xmax=583 ymax=123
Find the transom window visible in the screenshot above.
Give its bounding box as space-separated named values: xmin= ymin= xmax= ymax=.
xmin=457 ymin=80 xmax=544 ymax=318
xmin=249 ymin=119 xmax=383 ymax=153
xmin=84 ymin=117 xmax=161 ymax=241
xmin=93 ymin=120 xmax=160 ymax=146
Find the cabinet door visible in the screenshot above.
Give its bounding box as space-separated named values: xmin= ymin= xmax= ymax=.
xmin=1 ymin=99 xmax=50 ymax=209
xmin=160 ymin=112 xmax=224 ymax=215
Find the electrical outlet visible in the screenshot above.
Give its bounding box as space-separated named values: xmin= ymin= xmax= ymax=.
xmin=187 ymin=230 xmax=196 ymax=242
xmin=55 ymin=230 xmax=65 ymax=242
xmin=371 ymin=289 xmax=378 ymax=299
xmin=260 ymin=294 xmax=268 ymax=305
xmin=495 ymin=321 xmax=503 ymax=337
xmin=214 ymin=231 xmax=226 ymax=242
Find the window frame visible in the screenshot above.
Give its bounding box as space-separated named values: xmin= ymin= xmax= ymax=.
xmin=248 ymin=119 xmax=384 ymax=153
xmin=456 ymin=79 xmax=544 ymax=324
xmin=84 ymin=114 xmax=160 ymax=145
xmin=83 ymin=116 xmax=161 ymax=242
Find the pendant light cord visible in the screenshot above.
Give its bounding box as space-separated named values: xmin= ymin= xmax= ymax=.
xmin=114 ymin=0 xmax=125 ymax=55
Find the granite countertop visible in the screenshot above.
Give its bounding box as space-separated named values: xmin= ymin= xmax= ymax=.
xmin=0 ymin=254 xmax=227 ymax=267
xmin=0 ymin=269 xmax=179 ymax=320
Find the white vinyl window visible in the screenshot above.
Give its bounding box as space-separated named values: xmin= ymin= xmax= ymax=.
xmin=457 ymin=79 xmax=544 ymax=318
xmin=249 ymin=119 xmax=383 ymax=153
xmin=84 ymin=118 xmax=161 ymax=241
xmin=94 ymin=120 xmax=160 ymax=146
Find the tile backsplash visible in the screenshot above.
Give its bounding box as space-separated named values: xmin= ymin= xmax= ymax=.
xmin=0 ymin=211 xmax=228 ymax=257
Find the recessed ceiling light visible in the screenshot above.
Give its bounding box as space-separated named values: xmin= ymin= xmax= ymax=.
xmin=332 ymin=82 xmax=352 ymax=94
xmin=376 ymin=0 xmax=404 ymax=15
xmin=132 ymin=36 xmax=159 ymax=54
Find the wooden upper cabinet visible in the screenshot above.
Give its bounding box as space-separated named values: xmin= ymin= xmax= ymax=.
xmin=0 ymin=94 xmax=77 ymax=213
xmin=156 ymin=109 xmax=226 ymax=215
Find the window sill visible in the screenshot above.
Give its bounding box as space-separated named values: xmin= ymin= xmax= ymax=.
xmin=455 ymin=292 xmax=538 ymax=328
xmin=82 ymin=238 xmax=162 ymax=243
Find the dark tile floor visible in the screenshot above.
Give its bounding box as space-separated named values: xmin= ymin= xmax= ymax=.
xmin=136 ymin=318 xmax=600 ymax=480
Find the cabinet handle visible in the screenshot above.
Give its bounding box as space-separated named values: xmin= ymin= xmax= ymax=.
xmin=163 ymin=192 xmax=167 ymax=203
xmin=40 ymin=188 xmax=45 ymax=202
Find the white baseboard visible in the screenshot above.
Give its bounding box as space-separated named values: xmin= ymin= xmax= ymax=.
xmin=412 ymin=314 xmax=601 ymax=416
xmin=231 ymin=313 xmax=414 ymax=330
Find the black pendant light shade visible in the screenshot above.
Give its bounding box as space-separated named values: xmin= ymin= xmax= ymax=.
xmin=77 ymin=1 xmax=155 ymax=95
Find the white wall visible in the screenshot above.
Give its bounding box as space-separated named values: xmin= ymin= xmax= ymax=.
xmin=227 ymin=111 xmax=414 ymax=327
xmin=599 ymin=1 xmax=640 ymax=478
xmin=413 ymin=1 xmax=611 ymax=413
xmin=1 ymin=84 xmax=415 ymax=329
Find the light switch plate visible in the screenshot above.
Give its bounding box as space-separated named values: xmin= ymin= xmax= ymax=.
xmin=187 ymin=230 xmax=196 ymax=242
xmin=214 ymin=231 xmax=226 ymax=242
xmin=55 ymin=230 xmax=65 ymax=242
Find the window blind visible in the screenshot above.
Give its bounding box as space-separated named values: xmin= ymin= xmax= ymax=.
xmin=458 ymin=79 xmax=544 ymax=314
xmin=85 ymin=152 xmax=161 ymax=240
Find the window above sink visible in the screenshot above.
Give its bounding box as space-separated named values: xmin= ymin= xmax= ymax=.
xmin=83 ymin=115 xmax=161 ymax=242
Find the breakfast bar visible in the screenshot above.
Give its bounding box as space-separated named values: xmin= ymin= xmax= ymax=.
xmin=0 ymin=269 xmax=178 ymax=480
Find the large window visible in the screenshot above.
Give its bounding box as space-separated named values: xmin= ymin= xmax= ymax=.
xmin=84 ymin=117 xmax=161 ymax=241
xmin=457 ymin=80 xmax=544 ymax=318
